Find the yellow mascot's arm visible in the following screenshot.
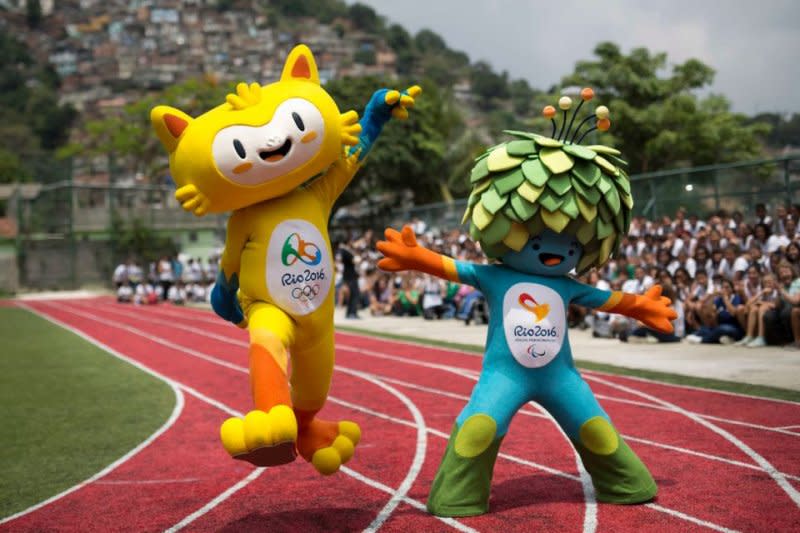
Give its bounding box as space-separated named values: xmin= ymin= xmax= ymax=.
xmin=308 ymin=149 xmax=362 ymax=213
xmin=219 ymin=211 xmax=249 ymax=280
xmin=210 ymin=211 xmax=250 ymax=328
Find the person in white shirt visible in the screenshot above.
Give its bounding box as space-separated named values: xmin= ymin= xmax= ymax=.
xmin=718 ymin=245 xmax=748 ymax=280
xmin=112 ymin=262 xmax=128 ymax=288
xmin=622 ymin=266 xmax=654 ymax=294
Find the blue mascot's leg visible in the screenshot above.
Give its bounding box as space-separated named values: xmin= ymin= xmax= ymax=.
xmin=427 ymin=370 xmax=530 ymax=517
xmin=537 ymin=369 xmax=657 ymax=504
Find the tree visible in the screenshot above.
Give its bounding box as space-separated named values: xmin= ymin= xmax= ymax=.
xmin=561 ymin=42 xmax=769 ymax=173
xmin=324 ymin=77 xmax=475 ymax=207
xmin=470 ymin=61 xmax=509 ymax=111
xmin=0 ymin=29 xmax=75 ymax=183
xmin=63 ymin=77 xmax=234 ymax=182
xmin=26 ymin=0 xmax=42 ymax=28
xmin=347 ymin=3 xmax=382 ymax=33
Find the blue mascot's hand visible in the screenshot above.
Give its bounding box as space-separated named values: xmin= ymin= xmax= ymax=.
xmin=211 ymin=271 xmax=247 ymax=328
xmin=349 ymin=85 xmax=421 ymax=160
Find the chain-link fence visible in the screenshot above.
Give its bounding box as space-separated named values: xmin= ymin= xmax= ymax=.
xmin=391 ymin=154 xmax=800 ymax=230
xmin=13 ymin=182 xmax=226 ymax=289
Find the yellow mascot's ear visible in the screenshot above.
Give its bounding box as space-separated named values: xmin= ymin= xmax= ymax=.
xmin=150 ymin=105 xmax=193 ymax=153
xmin=280 ymin=44 xmax=320 ymax=85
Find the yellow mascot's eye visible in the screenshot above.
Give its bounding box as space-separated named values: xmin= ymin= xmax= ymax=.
xmin=292 ymin=112 xmax=305 ymax=131
xmin=233 ymin=139 xmax=247 ymax=159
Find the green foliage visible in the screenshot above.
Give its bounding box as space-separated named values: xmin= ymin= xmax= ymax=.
xmin=268 ymin=0 xmax=345 ymax=19
xmin=353 ymin=47 xmax=376 ymax=65
xmin=348 ymin=3 xmax=383 ymax=33
xmin=0 ymin=29 xmax=75 ymax=183
xmin=470 ymin=61 xmax=509 ymax=111
xmin=561 ymin=42 xmax=770 ymax=173
xmin=68 ymin=77 xmax=234 ymax=181
xmin=749 ymin=112 xmax=800 ymax=149
xmin=110 ymin=215 xmax=178 ymax=264
xmin=25 ymin=0 xmax=42 ymax=28
xmin=324 ymin=77 xmax=474 ymax=206
xmin=0 ymin=148 xmax=29 ymax=184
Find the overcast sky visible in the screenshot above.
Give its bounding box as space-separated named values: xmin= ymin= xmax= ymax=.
xmin=355 ymin=0 xmax=800 ymax=115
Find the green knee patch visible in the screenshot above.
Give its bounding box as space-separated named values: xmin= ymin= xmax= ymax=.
xmin=454 ymin=414 xmax=497 ymax=458
xmin=579 ymin=416 xmax=619 ymax=456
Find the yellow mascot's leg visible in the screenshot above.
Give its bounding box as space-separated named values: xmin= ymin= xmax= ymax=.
xmin=219 ymin=300 xmax=299 ymax=467
xmin=291 ymin=323 xmax=361 ymax=475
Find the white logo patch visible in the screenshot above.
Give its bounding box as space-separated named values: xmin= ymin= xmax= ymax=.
xmin=502 ymin=282 xmax=566 ymax=368
xmin=266 ymin=219 xmax=332 ymax=316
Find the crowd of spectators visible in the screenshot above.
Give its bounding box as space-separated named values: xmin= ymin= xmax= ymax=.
xmin=113 ymin=254 xmax=218 ymax=306
xmin=332 ymin=205 xmax=800 ymax=350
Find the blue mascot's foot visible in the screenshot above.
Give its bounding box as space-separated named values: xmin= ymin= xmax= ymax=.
xmin=427 ymin=416 xmax=503 ymax=517
xmin=573 ymin=416 xmax=657 ymax=503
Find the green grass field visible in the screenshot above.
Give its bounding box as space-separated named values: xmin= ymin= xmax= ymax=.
xmin=0 ymin=307 xmax=175 ymax=519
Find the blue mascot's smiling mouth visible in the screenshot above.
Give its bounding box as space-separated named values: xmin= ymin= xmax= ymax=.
xmin=539 ymin=253 xmax=563 ymax=266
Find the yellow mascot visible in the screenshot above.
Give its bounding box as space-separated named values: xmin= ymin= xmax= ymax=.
xmin=151 ymin=44 xmax=419 ymax=474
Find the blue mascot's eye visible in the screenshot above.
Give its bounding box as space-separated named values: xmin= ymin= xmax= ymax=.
xmin=569 ymin=250 xmax=575 ymax=256
xmin=233 ymin=139 xmax=246 ymax=159
xmin=532 ymin=243 xmax=541 ymax=251
xmin=292 ymin=112 xmax=305 ymax=131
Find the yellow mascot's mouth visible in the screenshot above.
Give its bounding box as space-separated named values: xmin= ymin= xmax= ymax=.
xmin=259 ymin=139 xmax=293 ymax=162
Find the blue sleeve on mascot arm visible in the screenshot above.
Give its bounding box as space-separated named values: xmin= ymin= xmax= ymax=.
xmin=348 ymin=88 xmax=404 ymax=161
xmin=211 ymin=270 xmax=244 ymax=325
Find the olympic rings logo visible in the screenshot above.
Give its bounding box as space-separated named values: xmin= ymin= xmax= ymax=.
xmin=291 ymin=284 xmax=320 ymax=301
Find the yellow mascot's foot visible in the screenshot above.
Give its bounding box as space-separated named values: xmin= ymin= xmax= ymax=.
xmin=297 ymin=417 xmax=361 ymax=476
xmin=220 ymin=405 xmax=298 ymax=467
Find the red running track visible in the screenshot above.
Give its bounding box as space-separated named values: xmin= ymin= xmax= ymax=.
xmin=2 ymin=297 xmax=800 ymax=533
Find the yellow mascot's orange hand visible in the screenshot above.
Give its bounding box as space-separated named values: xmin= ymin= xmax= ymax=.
xmin=601 ymin=285 xmax=677 ymax=333
xmin=376 ymin=225 xmax=458 ymax=281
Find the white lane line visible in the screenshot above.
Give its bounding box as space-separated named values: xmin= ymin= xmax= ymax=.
xmin=335 ymin=367 xmax=428 ymax=533
xmin=776 ymin=425 xmax=800 ymax=430
xmin=34 ymin=302 xmax=460 ymax=533
xmin=165 ymin=468 xmax=265 ymax=533
xmin=0 ymin=304 xmax=185 ymax=527
xmin=74 ymin=301 xmax=800 ymax=479
xmin=348 ymin=369 xmax=800 ymax=483
xmin=587 ymin=374 xmax=800 ymax=509
xmin=129 ymin=301 xmax=797 ymax=407
xmin=82 ymin=301 xmax=595 ymax=532
xmin=58 ymin=302 xmax=747 ymax=532
xmin=171 ymin=385 xmax=477 ymax=533
xmin=340 ymin=467 xmax=477 ymax=533
xmin=645 ymin=504 xmax=740 ymax=533
xmin=95 ymin=478 xmax=202 ymax=485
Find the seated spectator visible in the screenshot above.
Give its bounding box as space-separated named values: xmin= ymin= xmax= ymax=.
xmin=168 ymin=281 xmax=187 ymax=305
xmin=762 ymin=262 xmax=800 ymax=347
xmin=392 ymin=274 xmax=421 ymax=317
xmin=785 ymin=241 xmax=800 ymax=267
xmin=686 ymin=279 xmax=744 ymax=344
xmin=113 ymin=260 xmax=128 ymax=289
xmin=627 ymin=282 xmax=684 ymax=343
xmin=117 ymin=283 xmax=133 ymax=303
xmin=735 ymin=273 xmax=779 ymax=347
xmin=622 ymin=266 xmax=653 ymax=294
xmin=421 ymin=275 xmax=451 ymax=320
xmin=369 ymin=274 xmax=394 ymax=316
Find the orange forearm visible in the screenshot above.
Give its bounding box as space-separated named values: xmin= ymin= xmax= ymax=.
xmin=411 ymin=247 xmax=460 ymax=283
xmin=598 ymin=291 xmax=635 ymax=314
